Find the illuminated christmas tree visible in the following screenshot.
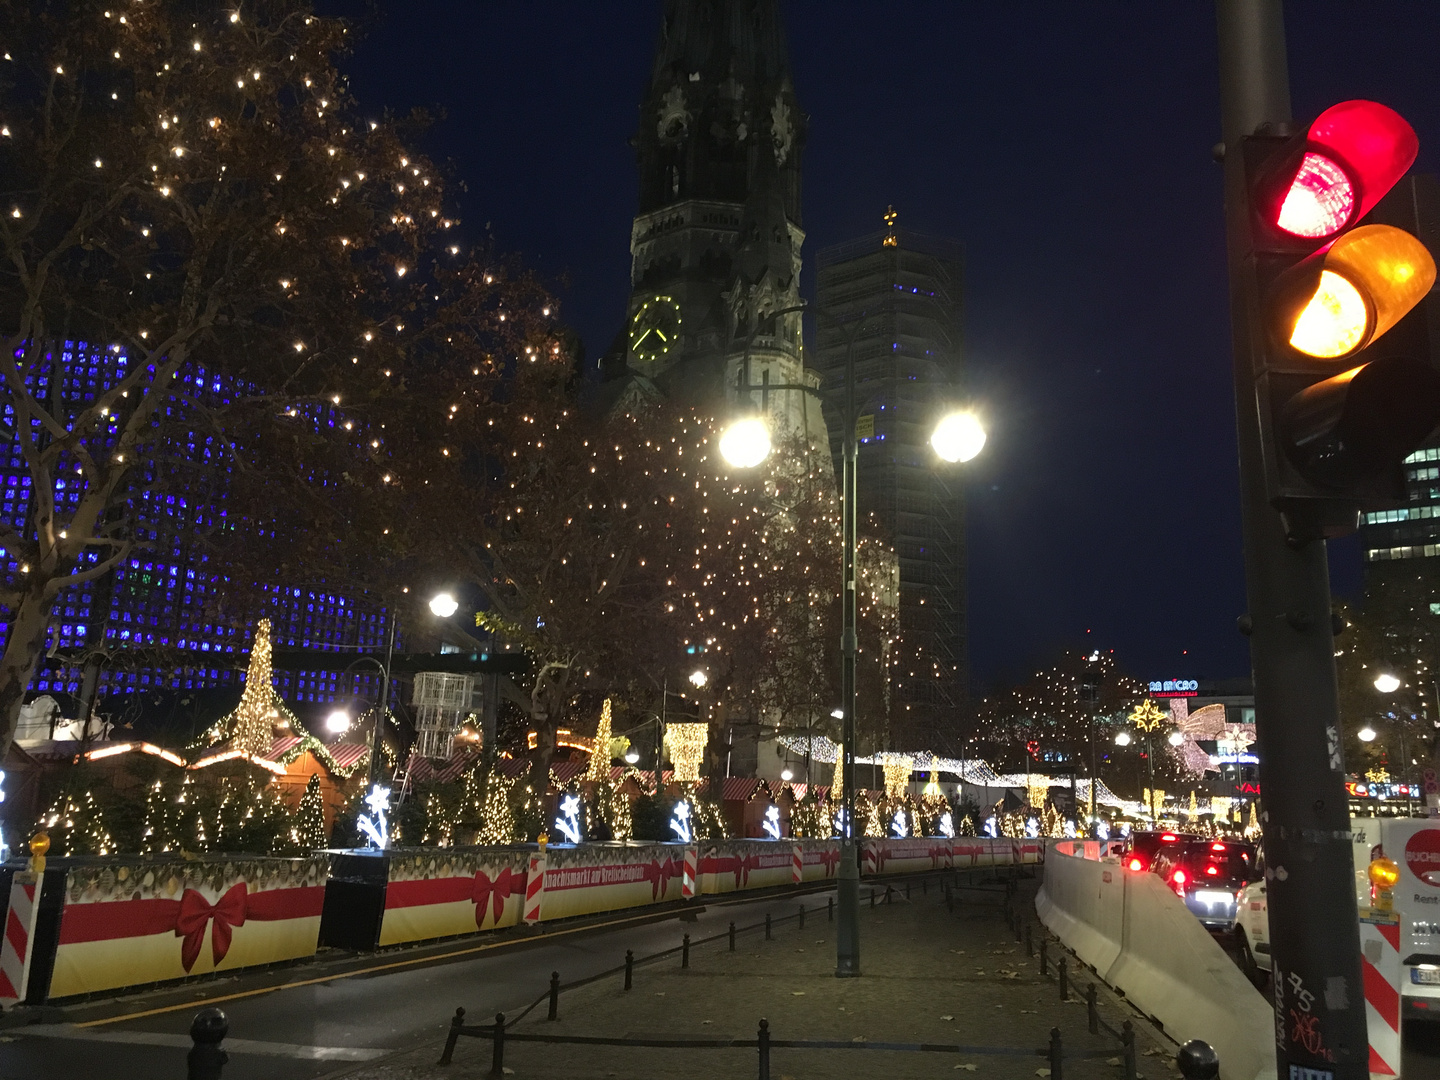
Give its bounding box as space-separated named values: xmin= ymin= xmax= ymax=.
xmin=297 ymin=774 xmax=328 ymax=850
xmin=139 ymin=778 xmax=177 ymax=855
xmin=212 ymin=620 xmax=294 ymax=757
xmin=478 ymin=770 xmax=517 ymax=845
xmin=586 ymin=698 xmax=614 ymax=781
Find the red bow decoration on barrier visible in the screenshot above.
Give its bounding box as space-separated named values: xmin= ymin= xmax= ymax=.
xmin=175 ymin=883 xmax=249 ymax=972
xmin=472 ymin=867 xmax=518 ymax=928
xmin=817 ymin=848 xmax=842 ymax=877
xmin=732 ymin=853 xmax=761 ymax=889
xmin=644 ymin=857 xmax=683 ymax=900
xmin=928 ymin=844 xmax=947 ymax=869
xmin=872 ymin=846 xmax=891 ymax=873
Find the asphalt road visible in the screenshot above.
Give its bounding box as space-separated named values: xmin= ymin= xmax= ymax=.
xmin=0 ymin=882 xmax=851 ymax=1080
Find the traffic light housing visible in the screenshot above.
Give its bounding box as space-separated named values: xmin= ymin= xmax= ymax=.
xmin=1242 ymin=100 xmax=1440 ymax=540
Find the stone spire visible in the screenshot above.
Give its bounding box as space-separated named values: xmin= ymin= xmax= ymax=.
xmin=636 ymin=0 xmax=804 ymax=222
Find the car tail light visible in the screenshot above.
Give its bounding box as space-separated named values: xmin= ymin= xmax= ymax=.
xmin=1161 ymin=833 xmax=1178 ymax=842
xmin=1171 ymin=868 xmax=1187 ymax=896
xmin=1211 ymin=842 xmax=1227 ymax=852
xmin=1206 ymin=865 xmax=1220 ymax=876
xmin=1128 ymin=857 xmax=1144 ymax=872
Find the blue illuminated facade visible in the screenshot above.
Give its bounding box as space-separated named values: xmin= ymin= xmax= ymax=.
xmin=1 ymin=340 xmax=389 ymax=707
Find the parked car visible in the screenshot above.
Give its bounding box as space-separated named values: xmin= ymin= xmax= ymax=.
xmin=1121 ymin=830 xmax=1198 ymax=874
xmin=1152 ymin=838 xmax=1259 ymax=931
xmin=1232 ymin=848 xmax=1270 ymax=986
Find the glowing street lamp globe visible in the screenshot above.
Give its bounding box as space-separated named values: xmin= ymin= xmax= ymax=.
xmin=1114 ymin=730 xmax=1132 ymax=747
xmin=689 ymin=669 xmax=708 ymax=689
xmin=1168 ymin=730 xmax=1185 ymax=747
xmin=719 ymin=417 xmax=772 ymax=469
xmin=428 ymin=592 xmax=459 ymax=618
xmin=1358 ymin=726 xmax=1378 ymax=743
xmin=931 ymin=411 xmax=986 ymax=463
xmin=1374 ymin=672 xmax=1401 ymax=694
xmin=325 ymin=709 xmax=351 ymax=734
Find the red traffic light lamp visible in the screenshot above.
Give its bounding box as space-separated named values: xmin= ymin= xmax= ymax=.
xmin=1256 ymin=100 xmax=1418 ymax=244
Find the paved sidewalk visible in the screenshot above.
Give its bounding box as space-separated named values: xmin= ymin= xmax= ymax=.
xmin=334 ymin=874 xmax=1180 ymax=1080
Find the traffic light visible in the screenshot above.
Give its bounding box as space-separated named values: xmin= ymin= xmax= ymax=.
xmin=1243 ymin=100 xmax=1440 ymax=540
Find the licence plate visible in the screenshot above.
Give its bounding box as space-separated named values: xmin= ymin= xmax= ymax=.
xmin=1194 ymin=891 xmax=1234 ymax=906
xmin=1411 ymin=967 xmax=1440 ymax=985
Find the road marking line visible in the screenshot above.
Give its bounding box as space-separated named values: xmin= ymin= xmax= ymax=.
xmin=74 ymin=905 xmax=705 ymax=1029
xmin=5 ymin=1024 xmax=386 ymax=1061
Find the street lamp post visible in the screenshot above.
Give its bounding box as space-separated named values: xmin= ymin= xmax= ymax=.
xmin=720 ymin=302 xmax=983 ymax=979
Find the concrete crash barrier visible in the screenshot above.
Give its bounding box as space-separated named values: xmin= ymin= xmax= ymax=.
xmin=1037 ymin=840 xmax=1275 ymax=1080
xmin=0 ymin=854 xmax=327 ymax=1003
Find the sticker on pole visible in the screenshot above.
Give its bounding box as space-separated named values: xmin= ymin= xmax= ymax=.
xmin=1404 ymin=828 xmax=1440 ymax=887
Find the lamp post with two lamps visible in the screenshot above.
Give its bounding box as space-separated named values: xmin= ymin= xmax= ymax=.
xmin=1116 ymin=700 xmax=1182 ymax=826
xmin=719 ymin=301 xmax=985 ymax=979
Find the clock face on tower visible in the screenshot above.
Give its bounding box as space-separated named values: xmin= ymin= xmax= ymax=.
xmin=630 ymin=296 xmax=682 ymax=364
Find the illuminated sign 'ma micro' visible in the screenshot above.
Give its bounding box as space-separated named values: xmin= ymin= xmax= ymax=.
xmin=1149 ymin=679 xmax=1199 ymax=697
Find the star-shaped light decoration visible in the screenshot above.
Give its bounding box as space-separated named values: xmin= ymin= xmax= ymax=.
xmin=555 ymin=793 xmax=582 ymax=844
xmin=762 ymin=805 xmax=781 ymax=839
xmin=1129 ymin=700 xmax=1168 ymax=733
xmin=357 ymin=783 xmax=391 ymax=849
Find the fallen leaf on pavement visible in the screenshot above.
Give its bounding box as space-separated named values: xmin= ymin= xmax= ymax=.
xmin=955 ymin=1065 xmax=978 ymax=1072
xmin=1036 ymin=1070 xmax=1051 ymax=1077
xmin=1107 ymin=1058 xmax=1122 ymax=1067
xmin=940 ymin=1014 xmax=955 ymax=1021
xmin=852 ymin=1036 xmax=867 ymax=1043
xmin=701 ymin=1020 xmax=713 ymax=1025
xmin=792 ymin=991 xmax=805 ymax=996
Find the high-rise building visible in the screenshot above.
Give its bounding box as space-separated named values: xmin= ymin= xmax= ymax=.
xmin=1359 ymin=175 xmax=1440 ymax=590
xmin=603 ymin=0 xmax=829 ymax=451
xmin=0 ymin=340 xmax=391 ymax=709
xmin=815 ymin=215 xmax=967 ymax=744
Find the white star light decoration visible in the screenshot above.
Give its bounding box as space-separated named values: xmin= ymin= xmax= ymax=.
xmin=357 ymin=784 xmax=391 ymax=849
xmin=762 ymin=805 xmax=781 ymax=840
xmin=938 ymin=811 xmax=955 ymax=839
xmin=669 ymin=800 xmax=693 ymax=843
xmin=555 ymin=793 xmax=583 ymax=844
xmin=890 ymin=808 xmax=909 ymax=838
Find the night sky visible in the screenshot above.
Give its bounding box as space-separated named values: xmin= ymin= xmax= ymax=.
xmin=321 ymin=2 xmax=1440 ymax=693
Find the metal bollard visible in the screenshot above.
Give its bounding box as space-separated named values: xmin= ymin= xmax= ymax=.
xmin=624 ymin=949 xmax=634 ymax=990
xmin=730 ymin=921 xmax=737 ymax=951
xmin=188 ymin=1007 xmax=228 ymax=1080
xmin=1040 ymin=937 xmax=1049 ymax=977
xmin=682 ymin=933 xmax=691 ymax=969
xmin=923 ymin=877 xmax=928 ymax=895
xmin=765 ymin=913 xmax=772 ymax=940
xmin=1122 ymin=1021 xmax=1137 ymax=1080
xmin=1087 ymin=982 xmax=1098 ymax=1034
xmin=1058 ymin=955 xmax=1069 ymax=1000
xmin=906 ymin=881 xmax=911 ymax=899
xmin=489 ymin=1013 xmax=506 ymax=1079
xmin=758 ymin=1017 xmax=771 ymax=1080
xmin=1015 ymin=912 xmax=1023 ymax=942
xmin=885 ymin=884 xmax=893 ymax=905
xmin=548 ymin=971 xmax=560 ymax=1020
xmin=798 ymin=904 xmax=805 ymax=929
xmin=439 ymin=1007 xmax=464 ymax=1066
xmin=1026 ymin=923 xmax=1033 ymax=957
xmin=828 ymin=896 xmax=834 ymax=922
xmin=870 ymin=889 xmax=876 ymax=908
xmin=1049 ymin=1027 xmax=1064 ymax=1080
xmin=1176 ymin=1040 xmax=1220 ymax=1080
xmin=946 ymin=884 xmax=954 ymax=913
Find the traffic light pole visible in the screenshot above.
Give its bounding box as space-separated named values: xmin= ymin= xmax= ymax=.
xmin=1216 ymin=5 xmax=1370 ymax=1080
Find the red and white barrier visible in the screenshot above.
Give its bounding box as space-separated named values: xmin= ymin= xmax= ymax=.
xmin=1360 ymin=908 xmax=1402 ymax=1078
xmin=681 ymin=844 xmax=699 ymax=899
xmin=524 ymin=853 xmax=545 ymax=924
xmin=378 ymin=852 xmax=528 ymax=946
xmin=47 ymin=856 xmax=326 ymax=999
xmin=791 ymin=842 xmax=803 ymax=885
xmin=0 ymin=872 xmax=41 ymax=1005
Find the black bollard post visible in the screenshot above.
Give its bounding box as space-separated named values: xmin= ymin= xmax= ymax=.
xmin=1123 ymin=1021 xmax=1137 ymax=1080
xmin=188 ymin=1008 xmax=228 ymax=1080
xmin=798 ymin=904 xmax=805 ymax=929
xmin=923 ymin=877 xmax=928 ymax=895
xmin=490 ymin=1013 xmax=506 ymax=1079
xmin=1176 ymin=1040 xmax=1220 ymax=1080
xmin=828 ymin=896 xmax=834 ymax=922
xmin=885 ymin=884 xmax=893 ymax=905
xmin=548 ymin=972 xmax=560 ymax=1021
xmin=624 ymin=950 xmax=634 ymax=990
xmin=1026 ymin=923 xmax=1034 ymax=957
xmin=946 ymin=884 xmax=954 ymax=914
xmin=765 ymin=913 xmax=772 ymax=940
xmin=1049 ymin=1027 xmax=1064 ymax=1080
xmin=1087 ymin=983 xmax=1098 ymax=1034
xmin=906 ymin=880 xmax=911 ymax=899
xmin=439 ymin=1007 xmax=464 ymax=1065
xmin=758 ymin=1018 xmax=771 ymax=1080
xmin=1058 ymin=956 xmax=1069 ymax=1000
xmin=870 ymin=889 xmax=876 ymax=908
xmin=1015 ymin=913 xmax=1023 ymax=942
xmin=682 ymin=933 xmax=691 ymax=969
xmin=730 ymin=921 xmax=737 ymax=951
xmin=1040 ymin=938 xmax=1049 ymax=977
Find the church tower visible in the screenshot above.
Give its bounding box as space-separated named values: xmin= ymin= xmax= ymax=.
xmin=611 ymin=0 xmax=828 ymax=450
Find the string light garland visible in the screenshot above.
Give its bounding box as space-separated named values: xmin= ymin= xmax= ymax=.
xmin=664 ymin=723 xmax=708 ymax=783
xmin=208 ymin=620 xmax=296 ymax=757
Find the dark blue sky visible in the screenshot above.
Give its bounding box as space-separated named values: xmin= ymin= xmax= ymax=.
xmin=326 ymin=2 xmax=1440 ymax=692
